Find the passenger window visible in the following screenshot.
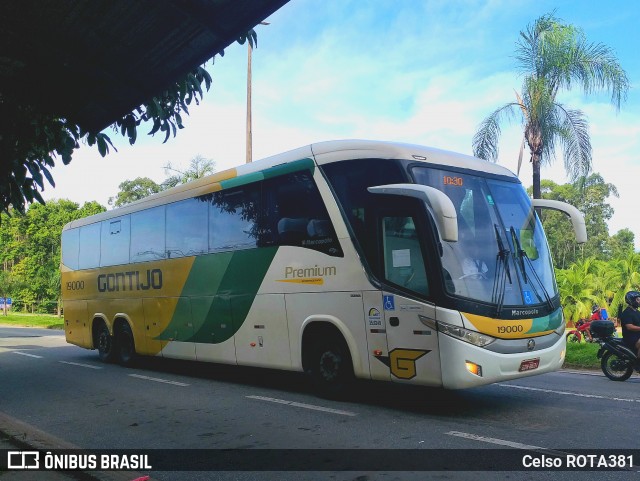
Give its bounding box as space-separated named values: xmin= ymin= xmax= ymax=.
xmin=61 ymin=229 xmax=79 ymax=270
xmin=78 ymin=223 xmax=101 ymax=269
xmin=382 ymin=216 xmax=429 ymax=296
xmin=101 ymin=216 xmax=130 ymax=266
xmin=166 ymin=198 xmax=208 ymax=258
xmin=131 ymin=206 xmax=166 ymax=262
xmin=262 ymin=171 xmax=343 ymax=257
xmin=209 ymin=185 xmax=260 ymax=252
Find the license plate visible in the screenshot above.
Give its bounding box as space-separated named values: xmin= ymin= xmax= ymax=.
xmin=519 ymin=358 xmax=540 ymax=372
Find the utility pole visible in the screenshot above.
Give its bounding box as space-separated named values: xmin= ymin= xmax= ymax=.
xmin=246 ymin=22 xmax=269 ymax=163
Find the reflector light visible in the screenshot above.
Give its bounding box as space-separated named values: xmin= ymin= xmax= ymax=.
xmin=465 ymin=361 xmax=482 ymax=377
xmin=373 ymin=349 xmax=383 ymax=356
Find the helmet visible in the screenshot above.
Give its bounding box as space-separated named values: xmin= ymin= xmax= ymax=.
xmin=624 ymin=291 xmax=640 ymax=306
xmin=591 ymin=305 xmax=599 ymax=313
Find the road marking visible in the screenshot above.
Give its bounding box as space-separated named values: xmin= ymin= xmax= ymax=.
xmin=500 ymin=383 xmax=640 ymax=403
xmin=246 ymin=395 xmax=357 ymax=416
xmin=128 ymin=374 xmax=189 ymax=386
xmin=446 ymin=431 xmax=544 ymax=450
xmin=59 ymin=361 xmax=102 ymax=370
xmin=12 ymin=351 xmax=43 ymax=358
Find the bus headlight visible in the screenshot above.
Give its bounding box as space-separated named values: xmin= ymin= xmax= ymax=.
xmin=437 ymin=321 xmax=496 ymax=347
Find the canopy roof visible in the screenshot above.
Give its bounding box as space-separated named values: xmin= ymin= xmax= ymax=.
xmin=1 ymin=0 xmax=289 ymax=132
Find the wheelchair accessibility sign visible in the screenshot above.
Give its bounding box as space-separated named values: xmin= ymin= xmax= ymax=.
xmin=383 ymin=295 xmax=395 ymax=311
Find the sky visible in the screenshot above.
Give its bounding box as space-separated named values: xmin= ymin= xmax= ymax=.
xmin=42 ymin=0 xmax=640 ymax=247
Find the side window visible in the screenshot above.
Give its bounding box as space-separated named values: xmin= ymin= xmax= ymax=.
xmin=263 ymin=171 xmax=343 ymax=257
xmin=61 ymin=229 xmax=79 ymax=270
xmin=382 ymin=216 xmax=429 ymax=296
xmin=166 ymin=198 xmax=208 ymax=258
xmin=131 ymin=206 xmax=166 ymax=262
xmin=78 ymin=223 xmax=101 ymax=269
xmin=208 ymin=184 xmax=260 ymax=252
xmin=101 ymin=216 xmax=130 ymax=266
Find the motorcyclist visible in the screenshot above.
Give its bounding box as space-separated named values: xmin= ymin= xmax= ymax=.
xmin=620 ymin=291 xmax=640 ymax=357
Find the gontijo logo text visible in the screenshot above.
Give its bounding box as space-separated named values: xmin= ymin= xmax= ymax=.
xmin=97 ymin=269 xmax=163 ymax=292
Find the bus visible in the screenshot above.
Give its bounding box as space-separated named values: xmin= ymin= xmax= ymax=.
xmin=60 ymin=140 xmax=586 ymax=390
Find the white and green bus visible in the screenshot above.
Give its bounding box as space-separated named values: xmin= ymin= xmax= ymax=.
xmin=61 ymin=140 xmax=586 ymax=390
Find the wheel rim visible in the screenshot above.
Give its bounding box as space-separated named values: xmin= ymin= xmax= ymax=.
xmin=605 ymin=353 xmax=631 ymax=375
xmin=319 ymin=351 xmax=341 ymax=382
xmin=98 ymin=328 xmax=110 ymax=353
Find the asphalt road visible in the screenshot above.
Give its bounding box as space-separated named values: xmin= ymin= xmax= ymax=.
xmin=1 ymin=326 xmax=638 ymax=481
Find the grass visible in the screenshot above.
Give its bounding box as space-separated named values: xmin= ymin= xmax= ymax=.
xmin=563 ymin=341 xmax=601 ymax=370
xmin=0 ymin=312 xmax=64 ymax=329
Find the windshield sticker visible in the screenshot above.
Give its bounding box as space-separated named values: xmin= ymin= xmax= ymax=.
xmin=392 ymin=249 xmax=411 ymax=267
xmin=486 ymin=194 xmax=495 ymax=205
xmin=523 ymin=290 xmax=534 ymax=304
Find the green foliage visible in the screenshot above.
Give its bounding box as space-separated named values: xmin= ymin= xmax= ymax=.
xmin=108 ymin=177 xmax=163 ymax=208
xmin=536 ymin=174 xmax=619 ymax=267
xmin=0 ymin=200 xmax=106 ymax=312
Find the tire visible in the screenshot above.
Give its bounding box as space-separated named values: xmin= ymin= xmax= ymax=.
xmin=115 ymin=322 xmax=136 ymax=366
xmin=566 ymin=332 xmax=581 ymax=343
xmin=309 ymin=336 xmax=354 ymax=398
xmin=600 ymin=350 xmax=633 ymax=381
xmin=95 ymin=322 xmax=116 ymax=363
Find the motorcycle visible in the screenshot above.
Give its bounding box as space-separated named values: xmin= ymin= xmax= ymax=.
xmin=566 ymin=319 xmax=593 ymax=343
xmin=591 ymin=320 xmax=640 ymax=381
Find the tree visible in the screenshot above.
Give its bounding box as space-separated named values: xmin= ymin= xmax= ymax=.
xmin=0 ymin=200 xmax=105 ymax=312
xmin=534 ymin=174 xmax=620 ymax=267
xmin=109 ymin=178 xmax=163 ymax=208
xmin=473 ymin=12 xmax=628 ymax=199
xmin=1 ymin=31 xmax=257 ymax=216
xmin=608 ymin=229 xmax=635 ymax=259
xmin=162 ymin=155 xmax=216 ymax=189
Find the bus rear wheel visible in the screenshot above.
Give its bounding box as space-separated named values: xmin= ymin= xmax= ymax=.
xmin=309 ymin=337 xmax=353 ymax=398
xmin=95 ymin=322 xmax=115 ymax=363
xmin=115 ymin=323 xmax=136 ymax=366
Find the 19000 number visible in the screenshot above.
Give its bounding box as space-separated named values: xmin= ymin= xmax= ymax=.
xmin=498 ymin=325 xmax=523 ymax=334
xmin=66 ymin=281 xmax=85 ymax=291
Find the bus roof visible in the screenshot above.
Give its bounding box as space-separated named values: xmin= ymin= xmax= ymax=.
xmin=63 ymin=139 xmax=517 ymax=230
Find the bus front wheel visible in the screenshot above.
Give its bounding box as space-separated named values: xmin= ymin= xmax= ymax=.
xmin=309 ymin=336 xmax=353 ymax=398
xmin=116 ymin=323 xmax=136 ymax=366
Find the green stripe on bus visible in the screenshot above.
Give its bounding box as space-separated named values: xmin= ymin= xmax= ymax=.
xmin=155 ymin=247 xmax=278 ymax=343
xmin=218 ymin=158 xmax=315 ymax=190
xmin=527 ymin=307 xmax=563 ymax=333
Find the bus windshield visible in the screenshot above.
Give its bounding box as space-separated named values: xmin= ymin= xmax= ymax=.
xmin=411 ymin=167 xmax=557 ymax=307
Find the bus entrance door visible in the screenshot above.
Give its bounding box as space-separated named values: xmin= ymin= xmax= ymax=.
xmin=382 ymin=293 xmax=442 ymax=385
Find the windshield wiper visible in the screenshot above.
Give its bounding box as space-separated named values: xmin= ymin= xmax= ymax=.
xmin=509 ymin=226 xmax=553 ymax=309
xmin=492 ymin=224 xmax=511 ymax=315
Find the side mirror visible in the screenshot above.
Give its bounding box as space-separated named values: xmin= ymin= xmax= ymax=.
xmin=368 ymin=184 xmax=458 ymax=242
xmin=531 ymin=199 xmax=587 ymax=244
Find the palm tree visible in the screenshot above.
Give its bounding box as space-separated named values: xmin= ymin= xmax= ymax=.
xmin=556 ymin=265 xmax=596 ymax=324
xmin=473 ymin=13 xmax=628 ymax=199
